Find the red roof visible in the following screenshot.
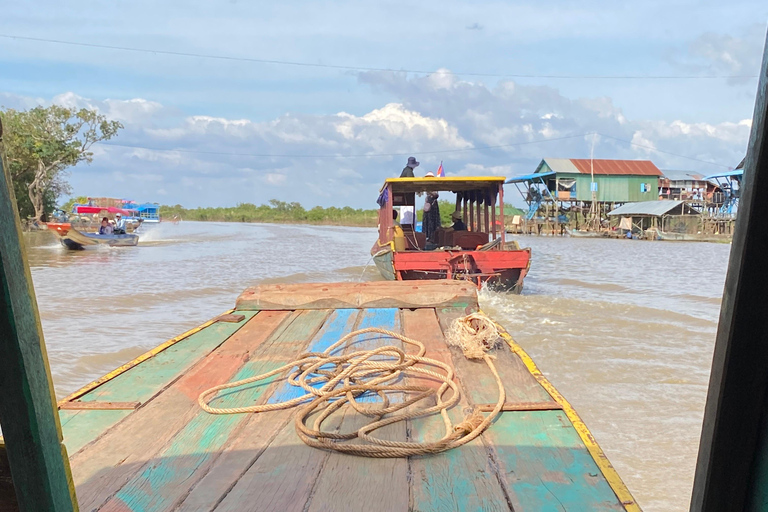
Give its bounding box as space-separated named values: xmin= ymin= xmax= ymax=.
xmin=569 ymin=159 xmax=662 ymax=176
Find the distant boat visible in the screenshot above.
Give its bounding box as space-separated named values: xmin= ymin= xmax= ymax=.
xmin=47 ymin=223 xmax=139 ymax=250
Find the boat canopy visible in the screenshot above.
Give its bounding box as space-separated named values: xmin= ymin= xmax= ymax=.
xmin=382 ymin=176 xmax=506 ymax=194
xmin=504 ymin=171 xmax=556 ymax=184
xmin=704 ymin=169 xmax=744 ymax=180
xmin=74 ymin=205 xmax=136 ymax=215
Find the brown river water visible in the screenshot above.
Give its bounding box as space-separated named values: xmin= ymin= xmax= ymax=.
xmin=24 ymin=221 xmax=730 ymax=511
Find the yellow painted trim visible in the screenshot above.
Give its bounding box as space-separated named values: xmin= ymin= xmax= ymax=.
xmin=57 ymin=310 xmax=234 ymax=406
xmin=488 ymin=315 xmax=641 ymax=511
xmin=385 ymin=176 xmax=506 ymax=183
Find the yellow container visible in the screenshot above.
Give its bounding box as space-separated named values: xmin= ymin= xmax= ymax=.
xmin=393 ymin=226 xmax=406 ymax=251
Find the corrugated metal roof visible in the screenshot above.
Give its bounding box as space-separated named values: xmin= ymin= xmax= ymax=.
xmin=541 ymin=158 xmax=581 ymax=174
xmin=607 ymin=200 xmax=687 ymax=217
xmin=568 ymin=159 xmax=662 ymax=176
xmin=661 ymin=169 xmax=706 ymax=181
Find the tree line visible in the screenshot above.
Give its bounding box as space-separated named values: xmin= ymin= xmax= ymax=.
xmin=0 ymin=106 xmax=122 ymax=221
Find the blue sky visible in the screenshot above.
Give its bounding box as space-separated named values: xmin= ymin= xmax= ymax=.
xmin=0 ymin=0 xmax=766 ymax=208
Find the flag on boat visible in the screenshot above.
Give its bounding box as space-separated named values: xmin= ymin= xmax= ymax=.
xmin=436 ymin=161 xmax=445 ymax=177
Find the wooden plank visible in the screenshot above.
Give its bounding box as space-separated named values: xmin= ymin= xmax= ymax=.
xmin=59 ymin=401 xmax=140 ymax=410
xmin=236 ymin=281 xmax=478 ymax=311
xmin=99 ymin=310 xmax=330 ymax=512
xmin=68 ymin=310 xmax=291 ymax=512
xmin=215 ymin=313 xmax=246 ymax=323
xmin=181 ymin=309 xmax=361 ymax=511
xmin=692 ymin=32 xmax=768 ymax=512
xmin=0 ymin=117 xmax=77 ymax=510
xmin=436 ymin=308 xmax=555 ymax=406
xmin=60 ymin=314 xmax=258 ymax=454
xmin=305 ymin=308 xmax=409 ymax=512
xmin=402 ymin=308 xmax=511 ymax=512
xmin=485 ymin=410 xmax=625 ymax=511
xmin=476 ymin=401 xmax=563 ymax=412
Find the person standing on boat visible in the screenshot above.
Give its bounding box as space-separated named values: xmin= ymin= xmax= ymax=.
xmin=422 ymin=174 xmax=441 ymax=241
xmin=114 ymin=213 xmax=127 ymax=234
xmin=400 ymin=156 xmax=419 ymax=177
xmin=99 ymin=217 xmax=113 ymax=235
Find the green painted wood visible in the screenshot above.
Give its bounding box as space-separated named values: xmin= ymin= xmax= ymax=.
xmin=70 ymin=311 xmax=292 ymax=512
xmin=60 ymin=312 xmax=257 ymax=454
xmin=0 ymin=117 xmax=77 ymax=510
xmin=102 ymin=310 xmax=329 ymax=512
xmin=403 ymin=308 xmax=510 ymax=512
xmin=488 ymin=410 xmax=625 ymax=511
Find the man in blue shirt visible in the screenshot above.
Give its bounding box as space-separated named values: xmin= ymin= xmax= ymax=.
xmin=114 ymin=213 xmax=127 ymax=234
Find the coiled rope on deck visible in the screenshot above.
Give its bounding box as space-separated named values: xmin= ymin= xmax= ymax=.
xmin=198 ymin=313 xmax=505 ymax=458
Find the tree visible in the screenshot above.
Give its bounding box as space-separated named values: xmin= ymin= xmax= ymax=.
xmin=1 ymin=106 xmax=123 ymax=221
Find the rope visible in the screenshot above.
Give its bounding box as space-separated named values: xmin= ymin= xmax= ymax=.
xmin=198 ymin=315 xmax=505 ymax=458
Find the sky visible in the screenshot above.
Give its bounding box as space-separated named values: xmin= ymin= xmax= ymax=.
xmin=0 ymin=0 xmax=766 ymax=209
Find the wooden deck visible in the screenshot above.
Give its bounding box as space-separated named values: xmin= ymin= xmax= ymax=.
xmin=58 ymin=282 xmax=639 ymax=511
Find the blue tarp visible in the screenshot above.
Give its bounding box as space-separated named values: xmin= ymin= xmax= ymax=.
xmin=505 ymin=171 xmax=555 ymax=184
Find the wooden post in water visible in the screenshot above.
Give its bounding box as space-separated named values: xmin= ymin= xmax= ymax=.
xmin=0 ymin=116 xmax=78 ymax=510
xmin=690 ymin=29 xmax=768 ymax=512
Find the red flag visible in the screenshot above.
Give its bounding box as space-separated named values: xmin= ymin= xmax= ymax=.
xmin=436 ymin=161 xmax=445 ymax=177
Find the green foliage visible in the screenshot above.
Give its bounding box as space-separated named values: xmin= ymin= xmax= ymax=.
xmin=60 ymin=195 xmax=88 ymax=213
xmin=1 ymin=106 xmax=123 ymax=220
xmin=160 ymin=201 xmax=379 ymax=226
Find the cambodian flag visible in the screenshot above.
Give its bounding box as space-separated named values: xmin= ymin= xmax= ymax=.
xmin=436 ymin=161 xmax=445 ymax=177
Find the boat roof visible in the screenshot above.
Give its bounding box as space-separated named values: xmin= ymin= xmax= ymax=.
xmin=607 ymin=200 xmax=693 ymax=217
xmin=383 ymin=176 xmax=505 ymax=193
xmin=505 ymin=171 xmax=556 ymax=184
xmin=704 ymin=169 xmax=744 ymax=180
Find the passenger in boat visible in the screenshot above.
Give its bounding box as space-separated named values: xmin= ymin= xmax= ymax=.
xmin=422 ymin=189 xmax=440 ymax=241
xmin=399 ymin=156 xmax=419 ymax=178
xmin=450 ymin=211 xmax=467 ymax=231
xmin=114 ymin=213 xmax=127 ymax=234
xmin=99 ymin=217 xmax=113 ymax=235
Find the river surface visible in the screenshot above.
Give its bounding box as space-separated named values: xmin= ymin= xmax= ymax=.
xmin=25 ymin=221 xmax=730 ymax=511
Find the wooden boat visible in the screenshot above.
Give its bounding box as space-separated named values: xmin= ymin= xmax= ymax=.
xmin=372 ymin=177 xmax=531 ymax=292
xmin=49 ymin=225 xmax=139 ymax=250
xmin=49 ymin=281 xmax=639 ymax=511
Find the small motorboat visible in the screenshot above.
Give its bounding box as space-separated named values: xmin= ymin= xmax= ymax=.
xmin=50 ymin=225 xmax=139 ymax=250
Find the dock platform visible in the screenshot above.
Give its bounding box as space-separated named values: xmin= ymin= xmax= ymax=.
xmin=57 ymin=281 xmax=638 ymax=511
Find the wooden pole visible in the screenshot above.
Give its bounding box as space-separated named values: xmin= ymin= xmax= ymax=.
xmin=484 ymin=189 xmax=490 ymax=235
xmin=469 ymin=195 xmax=474 ymax=232
xmin=691 ymin=29 xmax=768 ymax=512
xmin=476 ymin=195 xmax=482 ymax=233
xmin=0 ymin=115 xmax=78 ymax=510
xmin=491 ymin=188 xmax=497 ymax=240
xmin=462 ymin=194 xmax=468 ymax=226
xmin=499 ymin=184 xmax=506 ymax=244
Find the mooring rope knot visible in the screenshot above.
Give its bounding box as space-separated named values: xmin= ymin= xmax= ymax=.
xmin=198 ymin=313 xmax=506 ymax=458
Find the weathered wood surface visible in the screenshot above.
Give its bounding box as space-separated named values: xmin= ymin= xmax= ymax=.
xmin=236 ymin=281 xmax=478 ymax=311
xmin=403 ymin=308 xmax=511 ymax=512
xmin=59 ymin=298 xmax=636 ymax=511
xmin=60 ymin=313 xmax=257 ymax=454
xmin=0 ymin=443 xmax=18 ymax=512
xmin=69 ymin=310 xmax=290 ymax=511
xmin=691 ymin=31 xmax=768 ymax=512
xmin=304 ymin=308 xmax=409 ymax=512
xmin=185 ymin=309 xmax=360 ymax=512
xmin=99 ymin=310 xmax=329 ymax=512
xmin=215 ymin=313 xmax=246 ymax=323
xmin=0 ymin=117 xmax=77 ymax=510
xmin=59 ymin=401 xmax=140 ymax=410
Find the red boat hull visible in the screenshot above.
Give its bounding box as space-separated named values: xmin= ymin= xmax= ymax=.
xmin=381 ymin=248 xmax=531 ymax=293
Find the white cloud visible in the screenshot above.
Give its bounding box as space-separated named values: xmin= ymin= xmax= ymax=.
xmin=11 ymin=72 xmax=750 ymax=209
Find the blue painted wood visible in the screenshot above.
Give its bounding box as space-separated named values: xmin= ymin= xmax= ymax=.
xmin=345 ymin=308 xmax=400 ymax=404
xmin=267 ymin=308 xmax=360 ymax=404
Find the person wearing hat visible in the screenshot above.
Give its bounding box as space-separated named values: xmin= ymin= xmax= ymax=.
xmin=114 ymin=213 xmax=127 ymax=234
xmin=450 ymin=210 xmax=467 ymax=231
xmin=400 ymin=156 xmax=419 ymax=177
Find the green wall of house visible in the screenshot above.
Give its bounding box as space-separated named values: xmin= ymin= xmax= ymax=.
xmin=537 ymin=163 xmax=658 ymax=203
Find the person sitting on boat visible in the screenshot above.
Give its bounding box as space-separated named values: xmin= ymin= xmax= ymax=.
xmin=449 ymin=211 xmax=466 ymax=231
xmin=99 ymin=217 xmax=113 ymax=235
xmin=114 ymin=213 xmax=127 ymax=234
xmin=400 ymin=156 xmax=419 ymax=177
